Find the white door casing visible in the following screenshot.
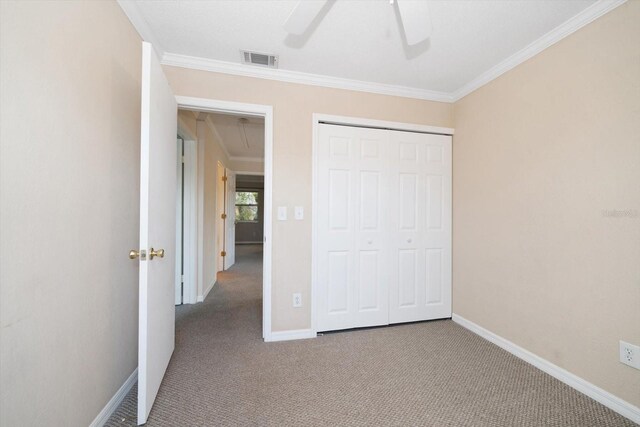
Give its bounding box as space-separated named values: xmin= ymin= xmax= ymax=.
xmin=138 ymin=41 xmax=177 ymax=425
xmin=315 ymin=123 xmax=452 ymax=332
xmin=174 ymin=138 xmax=183 ymax=305
xmin=224 ymin=170 xmax=236 ymax=269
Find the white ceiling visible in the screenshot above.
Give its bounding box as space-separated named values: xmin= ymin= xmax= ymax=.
xmin=205 ymin=112 xmax=265 ymax=160
xmin=124 ymin=0 xmax=619 ymax=100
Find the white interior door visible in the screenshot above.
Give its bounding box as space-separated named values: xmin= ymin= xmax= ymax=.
xmin=174 ymin=138 xmax=184 ymax=305
xmin=316 ymin=124 xmax=391 ymax=331
xmin=137 ymin=41 xmax=177 ymax=425
xmin=316 ymin=124 xmax=452 ymax=332
xmin=388 ymin=130 xmax=452 ymax=323
xmin=216 ymin=162 xmax=226 ymax=272
xmin=224 ymin=170 xmax=236 ymax=269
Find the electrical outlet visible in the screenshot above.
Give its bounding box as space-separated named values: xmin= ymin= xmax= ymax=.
xmin=293 ymin=293 xmax=302 ymax=308
xmin=619 ymin=340 xmax=640 ymax=369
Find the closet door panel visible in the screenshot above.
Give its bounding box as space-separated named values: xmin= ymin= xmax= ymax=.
xmin=389 ymin=131 xmax=452 ymax=324
xmin=317 ymin=124 xmax=391 ymax=331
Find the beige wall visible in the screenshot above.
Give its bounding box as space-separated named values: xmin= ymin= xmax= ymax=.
xmin=453 ymin=1 xmax=640 ymax=407
xmin=0 ymin=1 xmax=142 ymax=426
xmin=232 ymin=158 xmax=264 ymax=174
xmin=178 ymin=109 xmax=198 ymax=140
xmin=200 ymin=118 xmax=231 ymax=297
xmin=177 ymin=110 xmax=232 ymax=299
xmin=4 ymin=1 xmax=635 ymax=424
xmin=164 ymin=66 xmax=454 ymax=330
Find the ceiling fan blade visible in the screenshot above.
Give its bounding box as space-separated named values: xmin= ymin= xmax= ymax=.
xmin=397 ymin=0 xmax=432 ymax=45
xmin=283 ymin=0 xmax=329 ymax=35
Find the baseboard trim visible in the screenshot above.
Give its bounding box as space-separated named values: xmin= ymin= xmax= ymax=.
xmin=89 ymin=368 xmax=137 ymax=427
xmin=197 ymin=279 xmax=216 ymax=303
xmin=452 ymin=314 xmax=640 ymax=424
xmin=265 ymin=329 xmax=316 ymax=342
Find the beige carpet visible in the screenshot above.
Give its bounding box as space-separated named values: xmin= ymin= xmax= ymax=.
xmin=106 ymin=245 xmax=635 ymax=426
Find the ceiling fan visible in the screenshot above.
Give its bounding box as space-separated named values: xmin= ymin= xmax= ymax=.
xmin=283 ymin=0 xmax=432 ymax=46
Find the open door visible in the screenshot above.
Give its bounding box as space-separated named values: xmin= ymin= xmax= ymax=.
xmin=136 ymin=41 xmax=177 ymax=425
xmin=224 ymin=170 xmax=236 ymax=269
xmin=216 ymin=162 xmax=226 ymax=272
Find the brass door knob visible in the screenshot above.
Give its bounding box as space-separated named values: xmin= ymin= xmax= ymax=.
xmin=129 ymin=250 xmax=140 ymax=259
xmin=149 ymin=247 xmax=165 ymax=260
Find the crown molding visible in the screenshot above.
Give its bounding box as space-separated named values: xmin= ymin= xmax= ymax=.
xmin=120 ymin=0 xmax=625 ymax=105
xmin=161 ymin=53 xmax=454 ymax=103
xmin=116 ymin=0 xmax=165 ymax=58
xmin=451 ymin=0 xmax=627 ymax=101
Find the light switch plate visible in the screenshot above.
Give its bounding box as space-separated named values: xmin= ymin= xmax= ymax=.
xmin=277 ymin=206 xmax=287 ymax=221
xmin=294 ymin=206 xmax=304 ymax=220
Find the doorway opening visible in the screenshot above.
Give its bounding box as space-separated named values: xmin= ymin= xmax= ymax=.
xmin=174 ymin=98 xmax=273 ymax=340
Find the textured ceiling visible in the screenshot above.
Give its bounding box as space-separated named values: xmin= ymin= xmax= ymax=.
xmin=133 ymin=0 xmax=597 ymax=93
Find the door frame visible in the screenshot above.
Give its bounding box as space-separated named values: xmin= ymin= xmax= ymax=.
xmin=310 ymin=113 xmax=454 ymax=335
xmin=176 ymin=119 xmax=198 ymax=305
xmin=177 ymin=96 xmax=274 ymax=341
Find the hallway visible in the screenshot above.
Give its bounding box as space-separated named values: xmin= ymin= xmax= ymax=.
xmin=106 ymin=245 xmax=264 ymax=426
xmin=106 ymin=246 xmax=632 ymax=427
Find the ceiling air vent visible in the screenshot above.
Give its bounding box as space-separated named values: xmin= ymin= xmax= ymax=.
xmin=241 ymin=50 xmax=278 ymax=68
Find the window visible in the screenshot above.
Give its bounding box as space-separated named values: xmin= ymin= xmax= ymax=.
xmin=235 ymin=191 xmax=259 ymax=222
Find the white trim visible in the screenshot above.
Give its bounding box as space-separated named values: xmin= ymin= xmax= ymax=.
xmin=163 ymin=53 xmax=453 ymax=103
xmin=451 ymin=0 xmax=627 ymax=101
xmin=176 ymin=96 xmax=274 ymax=342
xmin=315 ymin=114 xmax=454 ymax=136
xmin=230 ymin=156 xmax=264 ymax=163
xmin=89 ymin=368 xmax=138 ymax=427
xmin=174 ymin=138 xmax=183 ymax=305
xmin=311 ymin=117 xmax=320 ymax=336
xmin=311 ymin=114 xmax=454 ymax=335
xmin=123 ymin=1 xmax=625 ymax=104
xmin=196 ymin=123 xmax=206 ymax=303
xmin=452 ymin=314 xmax=640 ymax=424
xmin=265 ymin=329 xmax=317 ymax=343
xmin=116 ymin=1 xmax=164 ymax=58
xmin=182 ymin=140 xmax=198 ymax=304
xmin=197 ymin=278 xmax=216 ymax=303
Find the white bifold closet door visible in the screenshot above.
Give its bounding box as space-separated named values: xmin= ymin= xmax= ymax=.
xmin=316 ymin=125 xmax=393 ymax=331
xmin=316 ymin=124 xmax=451 ymax=332
xmin=388 ymin=129 xmax=452 ymax=324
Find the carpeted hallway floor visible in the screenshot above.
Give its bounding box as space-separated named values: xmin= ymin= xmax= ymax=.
xmin=106 ymin=244 xmax=635 ymax=426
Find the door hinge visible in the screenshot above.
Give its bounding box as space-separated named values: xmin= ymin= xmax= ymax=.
xmin=221 ymin=213 xmax=227 ymax=219
xmin=181 ymin=274 xmax=184 ymax=283
xmin=221 ymin=251 xmax=227 ymax=257
xmin=222 ymin=176 xmax=228 ymax=182
xmin=181 ymin=155 xmax=185 ymax=163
